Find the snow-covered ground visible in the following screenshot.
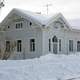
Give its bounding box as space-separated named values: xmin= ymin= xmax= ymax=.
xmin=0 ymin=53 xmax=80 ymax=80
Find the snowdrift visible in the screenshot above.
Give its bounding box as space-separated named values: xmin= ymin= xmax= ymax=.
xmin=0 ymin=53 xmax=80 ymax=80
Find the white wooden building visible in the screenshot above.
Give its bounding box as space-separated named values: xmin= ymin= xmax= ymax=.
xmin=0 ymin=8 xmax=80 ymax=59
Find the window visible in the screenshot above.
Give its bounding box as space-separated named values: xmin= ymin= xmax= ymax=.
xmin=30 ymin=22 xmax=32 ymax=26
xmin=77 ymin=41 xmax=80 ymax=52
xmin=30 ymin=39 xmax=35 ymax=52
xmin=8 ymin=26 xmax=10 ymax=29
xmin=69 ymin=40 xmax=73 ymax=52
xmin=59 ymin=39 xmax=61 ymax=51
xmin=17 ymin=40 xmax=22 ymax=52
xmin=16 ymin=23 xmax=23 ymax=29
xmin=21 ymin=23 xmax=23 ymax=28
xmin=6 ymin=41 xmax=10 ymax=52
xmin=52 ymin=36 xmax=58 ymax=42
xmin=49 ymin=39 xmax=51 ymax=51
xmin=54 ymin=21 xmax=64 ymax=29
xmin=52 ymin=36 xmax=58 ymax=54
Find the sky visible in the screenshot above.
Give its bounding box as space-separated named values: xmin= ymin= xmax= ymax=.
xmin=0 ymin=0 xmax=80 ymax=28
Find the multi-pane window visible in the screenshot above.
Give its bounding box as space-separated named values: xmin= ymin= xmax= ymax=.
xmin=49 ymin=39 xmax=51 ymax=51
xmin=77 ymin=41 xmax=80 ymax=52
xmin=17 ymin=40 xmax=22 ymax=52
xmin=59 ymin=39 xmax=61 ymax=51
xmin=6 ymin=41 xmax=10 ymax=52
xmin=69 ymin=40 xmax=73 ymax=52
xmin=16 ymin=23 xmax=23 ymax=29
xmin=30 ymin=39 xmax=35 ymax=52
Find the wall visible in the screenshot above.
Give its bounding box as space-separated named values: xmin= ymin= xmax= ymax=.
xmin=42 ymin=24 xmax=80 ymax=55
xmin=1 ymin=19 xmax=43 ymax=60
xmin=42 ymin=26 xmax=66 ymax=55
xmin=65 ymin=29 xmax=80 ymax=54
xmin=41 ymin=22 xmax=76 ymax=55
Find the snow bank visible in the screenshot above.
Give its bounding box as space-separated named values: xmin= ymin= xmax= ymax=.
xmin=0 ymin=54 xmax=80 ymax=80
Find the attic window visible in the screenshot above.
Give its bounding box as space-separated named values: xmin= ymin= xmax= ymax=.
xmin=8 ymin=26 xmax=10 ymax=28
xmin=16 ymin=22 xmax=23 ymax=29
xmin=30 ymin=22 xmax=32 ymax=26
xmin=54 ymin=21 xmax=64 ymax=28
xmin=61 ymin=25 xmax=64 ymax=28
xmin=42 ymin=25 xmax=45 ymax=28
xmin=42 ymin=25 xmax=45 ymax=27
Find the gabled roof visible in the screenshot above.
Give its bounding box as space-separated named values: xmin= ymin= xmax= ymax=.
xmin=0 ymin=8 xmax=70 ymax=28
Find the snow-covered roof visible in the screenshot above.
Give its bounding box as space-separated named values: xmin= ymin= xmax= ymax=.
xmin=69 ymin=19 xmax=80 ymax=28
xmin=15 ymin=8 xmax=53 ymax=25
xmin=0 ymin=8 xmax=70 ymax=28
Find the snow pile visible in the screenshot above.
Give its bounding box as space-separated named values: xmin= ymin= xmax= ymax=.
xmin=0 ymin=54 xmax=80 ymax=80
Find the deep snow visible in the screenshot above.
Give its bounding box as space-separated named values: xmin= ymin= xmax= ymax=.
xmin=0 ymin=53 xmax=80 ymax=80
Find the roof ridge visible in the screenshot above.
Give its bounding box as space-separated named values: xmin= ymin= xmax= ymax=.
xmin=0 ymin=8 xmax=62 ymax=27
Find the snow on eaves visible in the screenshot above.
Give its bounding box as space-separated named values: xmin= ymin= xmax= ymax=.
xmin=14 ymin=8 xmax=59 ymax=26
xmin=1 ymin=8 xmax=80 ymax=31
xmin=1 ymin=8 xmax=61 ymax=27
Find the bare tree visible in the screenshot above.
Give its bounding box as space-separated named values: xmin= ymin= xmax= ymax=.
xmin=0 ymin=0 xmax=5 ymax=9
xmin=0 ymin=40 xmax=17 ymax=60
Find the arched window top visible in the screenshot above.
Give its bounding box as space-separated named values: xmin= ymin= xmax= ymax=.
xmin=52 ymin=36 xmax=58 ymax=42
xmin=54 ymin=21 xmax=64 ymax=28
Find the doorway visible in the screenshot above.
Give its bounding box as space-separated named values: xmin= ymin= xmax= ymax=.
xmin=52 ymin=36 xmax=58 ymax=54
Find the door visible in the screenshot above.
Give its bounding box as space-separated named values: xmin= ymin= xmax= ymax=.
xmin=53 ymin=42 xmax=57 ymax=54
xmin=52 ymin=36 xmax=58 ymax=54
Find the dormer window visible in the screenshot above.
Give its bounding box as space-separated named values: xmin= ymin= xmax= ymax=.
xmin=16 ymin=22 xmax=23 ymax=29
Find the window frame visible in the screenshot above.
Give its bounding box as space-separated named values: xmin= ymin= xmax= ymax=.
xmin=15 ymin=22 xmax=23 ymax=29
xmin=59 ymin=39 xmax=61 ymax=52
xmin=8 ymin=26 xmax=10 ymax=29
xmin=17 ymin=40 xmax=22 ymax=52
xmin=77 ymin=41 xmax=80 ymax=52
xmin=69 ymin=40 xmax=73 ymax=52
xmin=49 ymin=39 xmax=51 ymax=52
xmin=30 ymin=39 xmax=35 ymax=52
xmin=6 ymin=41 xmax=10 ymax=52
